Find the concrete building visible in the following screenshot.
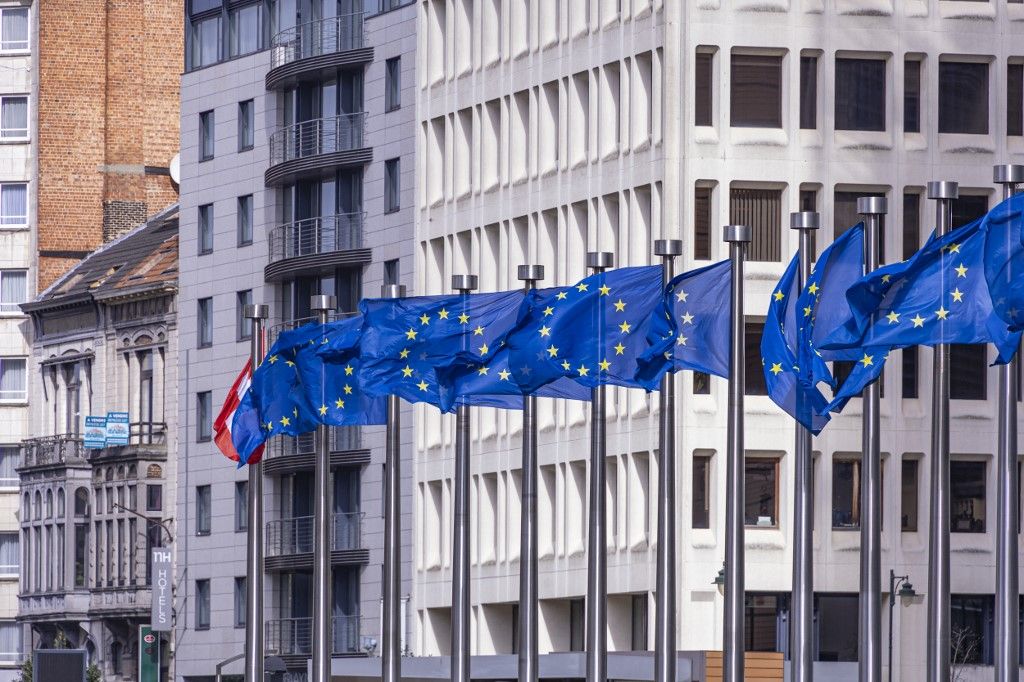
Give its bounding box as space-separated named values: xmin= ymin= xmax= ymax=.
xmin=17 ymin=207 xmax=179 ymax=681
xmin=412 ymin=1 xmax=1024 ymax=680
xmin=175 ymin=0 xmax=417 ymax=679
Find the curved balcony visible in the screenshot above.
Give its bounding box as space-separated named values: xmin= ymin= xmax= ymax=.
xmin=265 ymin=213 xmax=371 ymax=281
xmin=266 ymin=113 xmax=371 ymax=187
xmin=261 ymin=425 xmax=370 ymax=475
xmin=267 ymin=13 xmax=373 ymax=90
xmin=265 ymin=511 xmax=368 ymax=571
xmin=266 ymin=615 xmax=362 ymax=657
xmin=20 ymin=435 xmax=86 ymax=470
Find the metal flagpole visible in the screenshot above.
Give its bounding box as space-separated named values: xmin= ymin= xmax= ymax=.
xmin=244 ymin=303 xmax=270 ymax=682
xmin=653 ymin=239 xmax=682 ymax=682
xmin=857 ymin=197 xmax=887 ymax=682
xmin=382 ymin=283 xmax=407 ymax=682
xmin=993 ymin=164 xmax=1023 ymax=682
xmin=586 ymin=251 xmax=613 ymax=682
xmin=723 ymin=225 xmax=751 ymax=682
xmin=311 ymin=294 xmax=337 ymax=682
xmin=451 ymin=274 xmax=478 ymax=682
xmin=517 ymin=264 xmax=544 ymax=682
xmin=788 ymin=212 xmax=818 ymax=682
xmin=925 ymin=181 xmax=957 ymax=682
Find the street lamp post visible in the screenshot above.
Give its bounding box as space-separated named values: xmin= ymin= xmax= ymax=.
xmin=887 ymin=570 xmax=916 ymax=682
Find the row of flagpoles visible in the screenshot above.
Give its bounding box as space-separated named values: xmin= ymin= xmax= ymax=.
xmin=227 ymin=165 xmax=1023 ymax=682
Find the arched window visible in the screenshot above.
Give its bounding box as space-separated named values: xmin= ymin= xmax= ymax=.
xmin=57 ymin=488 xmax=65 ymax=517
xmin=73 ymin=487 xmax=89 ymax=517
xmin=45 ymin=490 xmax=53 ymax=518
xmin=33 ymin=491 xmax=41 ymax=520
xmin=110 ymin=641 xmax=122 ymax=675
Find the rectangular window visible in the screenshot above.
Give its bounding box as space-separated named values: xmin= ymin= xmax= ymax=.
xmin=950 ymin=344 xmax=987 ymax=400
xmin=384 ymin=259 xmax=400 ymax=286
xmin=630 ymin=594 xmax=647 ymax=651
xmin=1010 ymin=63 xmax=1023 ymax=137
xmin=237 ymin=195 xmax=253 ymax=246
xmin=0 ymin=446 xmax=16 ymax=487
xmin=234 ymin=576 xmax=247 ymax=627
xmin=146 ymin=484 xmax=162 ymax=512
xmin=744 ymin=320 xmax=767 ymax=396
xmin=228 ymin=4 xmax=260 ymax=57
xmin=695 ymin=51 xmax=713 ymax=127
xmin=834 ymin=191 xmax=886 ymax=261
xmin=693 ymin=372 xmax=711 ymax=395
xmin=238 ymin=100 xmax=254 ymax=151
xmin=74 ymin=524 xmax=88 ymax=587
xmin=0 ymin=8 xmax=29 ymax=52
xmin=569 ymin=598 xmax=585 ymax=652
xmin=800 ymin=55 xmax=818 ymax=129
xmin=197 ymin=297 xmax=213 ymax=348
xmin=730 ymin=188 xmax=781 ymax=262
xmin=385 ymin=158 xmax=400 ymax=212
xmin=817 ymin=594 xmax=859 ymax=662
xmin=835 ymin=58 xmax=886 ymax=132
xmin=745 ymin=593 xmax=787 ymax=653
xmin=196 ymin=391 xmax=212 ymax=442
xmin=953 ymin=195 xmax=989 ymax=229
xmin=198 ymin=203 xmax=214 ymax=255
xmin=951 ymin=460 xmax=986 ymax=533
xmin=235 ymin=480 xmax=248 ymax=532
xmin=0 ymin=96 xmax=27 ymax=139
xmin=902 ymin=347 xmax=919 ymax=400
xmin=196 ymin=579 xmax=211 ymax=629
xmin=0 ymin=532 xmax=17 ymax=575
xmin=191 ymin=15 xmax=222 ymax=68
xmin=903 ymin=58 xmax=922 ymax=133
xmin=0 ymin=183 xmax=27 ymax=227
xmin=939 ymin=61 xmax=989 ymax=135
xmin=901 ymin=458 xmax=919 ymax=532
xmin=200 ymin=110 xmax=215 ymax=161
xmin=196 ymin=485 xmax=212 ymax=536
xmin=730 ymin=54 xmax=782 ymax=128
xmin=902 ymin=192 xmax=920 ymax=260
xmin=0 ymin=270 xmax=26 ymax=313
xmin=833 ymin=459 xmax=862 ymax=529
xmin=0 ymin=621 xmax=20 ymax=663
xmin=0 ymin=358 xmax=26 ymax=401
xmin=237 ymin=290 xmax=253 ymax=341
xmin=950 ymin=595 xmax=993 ymax=665
xmin=694 ymin=185 xmax=712 ymax=260
xmin=692 ymin=454 xmax=711 ymax=529
xmin=385 ymin=57 xmax=401 ymax=111
xmin=745 ymin=458 xmax=778 ymax=527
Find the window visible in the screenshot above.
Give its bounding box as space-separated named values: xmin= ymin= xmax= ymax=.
xmin=198 ymin=203 xmax=213 ymax=254
xmin=904 ymin=58 xmax=921 ymax=133
xmin=0 ymin=183 xmax=26 ymax=228
xmin=694 ymin=185 xmax=712 ymax=260
xmin=800 ymin=55 xmax=818 ymax=130
xmin=196 ymin=579 xmax=211 ymax=629
xmin=831 ymin=458 xmax=883 ymax=530
xmin=0 ymin=533 xmax=16 ymax=575
xmin=950 ymin=344 xmax=987 ymax=400
xmin=0 ymin=358 xmax=26 ymax=401
xmin=951 ymin=461 xmax=986 ymax=533
xmin=744 ymin=320 xmax=767 ymax=396
xmin=835 ymin=58 xmax=886 ymax=132
xmin=196 ymin=485 xmax=212 ymax=535
xmin=0 ymin=621 xmax=20 ymax=664
xmin=384 ymin=259 xmax=399 ymax=286
xmin=385 ymin=57 xmax=401 ymax=111
xmin=237 ymin=195 xmax=253 ymax=246
xmin=0 ymin=96 xmax=27 ymax=139
xmin=0 ymin=270 xmax=26 ymax=313
xmin=902 ymin=348 xmax=919 ymax=400
xmin=834 ymin=191 xmax=885 ymax=260
xmin=74 ymin=523 xmax=88 ymax=587
xmin=731 ymin=188 xmax=781 ymax=262
xmin=0 ymin=446 xmax=15 ymax=487
xmin=234 ymin=576 xmax=247 ymax=627
xmin=939 ymin=61 xmax=989 ymax=135
xmin=235 ymin=481 xmax=248 ymax=532
xmin=238 ymin=100 xmax=254 ymax=151
xmin=199 ymin=110 xmax=215 ymax=161
xmin=953 ymin=194 xmax=989 ymax=229
xmin=228 ymin=4 xmax=261 ymax=57
xmin=817 ymin=594 xmax=859 ymax=662
xmin=745 ymin=457 xmax=778 ymax=527
xmin=901 ymin=458 xmax=919 ymax=532
xmin=0 ymin=8 xmax=28 ymax=52
xmin=950 ymin=595 xmax=993 ymax=665
xmin=196 ymin=391 xmax=212 ymax=442
xmin=237 ymin=290 xmax=253 ymax=341
xmin=730 ymin=54 xmax=782 ymax=128
xmin=385 ymin=158 xmax=400 ymax=212
xmin=693 ymin=372 xmax=711 ymax=395
xmin=191 ymin=15 xmax=221 ymax=68
xmin=695 ymin=51 xmax=713 ymax=126
xmin=146 ymin=484 xmax=162 ymax=512
xmin=1010 ymin=63 xmax=1023 ymax=137
xmin=630 ymin=594 xmax=647 ymax=651
xmin=197 ymin=297 xmax=213 ymax=348
xmin=692 ymin=454 xmax=711 ymax=529
xmin=569 ymin=598 xmax=585 ymax=652
xmin=902 ymin=192 xmax=920 ymax=260
xmin=745 ymin=593 xmax=788 ymax=653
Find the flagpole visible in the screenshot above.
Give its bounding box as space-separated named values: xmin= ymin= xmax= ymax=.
xmin=788 ymin=212 xmax=819 ymax=682
xmin=857 ymin=197 xmax=887 ymax=682
xmin=451 ymin=274 xmax=478 ymax=682
xmin=382 ymin=283 xmax=407 ymax=682
xmin=723 ymin=225 xmax=751 ymax=682
xmin=993 ymin=164 xmax=1023 ymax=682
xmin=516 ymin=264 xmax=544 ymax=682
xmin=653 ymin=239 xmax=682 ymax=682
xmin=243 ymin=303 xmax=269 ymax=682
xmin=925 ymin=181 xmax=958 ymax=682
xmin=311 ymin=294 xmax=337 ymax=682
xmin=585 ymin=250 xmax=613 ymax=682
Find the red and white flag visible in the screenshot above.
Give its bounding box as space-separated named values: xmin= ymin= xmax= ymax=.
xmin=214 ymin=360 xmax=264 ymax=464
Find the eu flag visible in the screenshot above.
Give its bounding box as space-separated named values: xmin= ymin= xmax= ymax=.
xmin=303 ymin=315 xmax=387 ymax=427
xmin=982 ymin=193 xmax=1024 ymax=334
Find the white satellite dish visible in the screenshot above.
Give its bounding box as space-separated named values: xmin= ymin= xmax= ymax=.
xmin=169 ymin=153 xmax=180 ymax=185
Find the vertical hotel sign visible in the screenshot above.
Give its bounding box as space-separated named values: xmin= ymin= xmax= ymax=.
xmin=150 ymin=548 xmax=173 ymax=631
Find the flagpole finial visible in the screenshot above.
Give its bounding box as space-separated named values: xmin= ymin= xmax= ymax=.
xmin=789 ymin=212 xmax=819 ymax=230
xmin=926 ymin=181 xmax=959 ymax=200
xmin=310 ymin=295 xmax=336 ymax=312
xmin=586 ymin=251 xmax=614 ymax=270
xmin=517 ymin=265 xmax=545 ymax=283
xmin=857 ymin=197 xmax=888 ymax=216
xmin=723 ymin=224 xmax=752 ymax=243
xmin=654 ymin=239 xmax=683 ymax=257
xmin=243 ymin=303 xmax=270 ymax=320
xmin=451 ymin=274 xmax=478 ymax=292
xmin=381 ymin=284 xmax=406 ymax=299
xmin=994 ymin=164 xmax=1024 ymax=185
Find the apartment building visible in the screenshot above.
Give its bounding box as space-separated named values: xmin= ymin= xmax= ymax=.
xmin=176 ymin=0 xmax=417 ymax=678
xmin=413 ymin=1 xmax=1024 ymax=679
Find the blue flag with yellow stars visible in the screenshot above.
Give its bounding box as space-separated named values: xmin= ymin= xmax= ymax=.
xmin=982 ymin=193 xmax=1024 ymax=333
xmin=637 ymin=259 xmax=732 ymax=388
xmin=302 ymin=315 xmax=387 ymax=428
xmin=505 ymin=265 xmax=668 ymax=393
xmin=356 ymin=290 xmax=527 ymax=411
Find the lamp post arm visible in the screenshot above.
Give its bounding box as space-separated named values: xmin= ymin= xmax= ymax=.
xmin=111 ymin=500 xmax=175 ymax=545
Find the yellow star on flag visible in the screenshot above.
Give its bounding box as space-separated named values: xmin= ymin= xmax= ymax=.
xmin=478 ymin=342 xmax=489 ymax=355
xmin=399 ymin=348 xmax=410 ymax=359
xmin=539 ymin=325 xmax=551 ymax=337
xmin=614 ymin=342 xmax=626 ymax=355
xmin=676 ymin=290 xmax=688 ymax=302
xmin=881 ymin=274 xmax=891 ymax=284
xmin=477 ymin=366 xmax=489 ymax=376
xmin=955 ymin=264 xmax=968 ymax=278
xmin=577 ymin=364 xmax=589 ymax=376
xmin=335 ymin=398 xmax=345 ymax=409
xmin=319 ymin=404 xmax=328 ymax=416
xmin=561 ymin=360 xmax=571 ymax=370
xmin=598 ymin=359 xmax=611 ymax=371
xmin=498 ymin=369 xmax=511 ymax=381
xmin=268 ymin=355 xmax=278 ymax=364
xmin=860 ymin=353 xmax=874 ymax=367
xmin=911 ymin=314 xmax=926 ymax=328
xmin=613 ymin=299 xmax=626 ymax=312
xmin=803 ymin=306 xmax=812 ymax=317
xmin=417 ymin=380 xmax=429 ymax=392
xmin=343 ymin=384 xmax=353 ymax=395
xmin=473 ymin=325 xmax=484 ymax=336
xmin=598 ymin=284 xmax=611 ymax=296
xmin=576 ymin=283 xmax=589 ymax=293
xmin=677 ymin=334 xmax=688 ymax=346
xmin=285 ymin=360 xmax=295 ymax=367
xmin=344 ymin=365 xmax=354 ymax=376
xmin=949 ymin=243 xmax=961 ymax=254
xmin=935 ymin=306 xmax=949 ymax=320
xmin=405 ymin=328 xmax=418 ymax=340
xmin=401 ymin=366 xmax=413 ymax=377
xmin=556 ymin=291 xmax=568 ymax=300
xmin=951 ymin=288 xmax=964 ymax=303
xmin=438 ymin=308 xmax=449 ymax=320
xmin=280 ymin=416 xmax=291 ymax=427
xmin=773 ymin=291 xmax=785 ymax=302
xmin=807 ymin=283 xmax=819 ymax=295
xmin=619 ymin=321 xmax=631 ymax=334
xmin=419 ymin=313 xmax=430 ymax=325
xmin=886 ymin=311 xmax=900 ymax=324
xmin=770 ymin=362 xmax=783 ymax=375
xmin=458 ymin=313 xmax=470 ymax=324
xmin=543 ymin=306 xmax=554 ymax=316
xmin=547 ymin=344 xmax=559 ymax=357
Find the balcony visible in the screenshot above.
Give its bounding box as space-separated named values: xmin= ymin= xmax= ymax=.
xmin=19 ymin=435 xmax=86 ymax=470
xmin=266 ymin=113 xmax=371 ymax=186
xmin=261 ymin=425 xmax=370 ymax=475
xmin=89 ymin=586 xmax=150 ymax=615
xmin=265 ymin=615 xmax=362 ymax=657
xmin=265 ymin=213 xmax=371 ymax=282
xmin=267 ymin=13 xmax=373 ymax=90
xmin=264 ymin=511 xmax=367 ymax=570
xmin=18 ymin=591 xmax=90 ymax=622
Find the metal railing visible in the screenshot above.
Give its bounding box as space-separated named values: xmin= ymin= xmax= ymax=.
xmin=270 ymin=12 xmax=365 ymax=69
xmin=265 ymin=615 xmax=361 ymax=655
xmin=266 ymin=511 xmax=363 ymax=556
xmin=128 ymin=421 xmax=167 ymax=446
xmin=268 ymin=213 xmax=364 ymax=264
xmin=20 ymin=435 xmax=85 ymax=468
xmin=269 ymin=113 xmax=366 ymax=167
xmin=265 ymin=425 xmax=361 ymax=460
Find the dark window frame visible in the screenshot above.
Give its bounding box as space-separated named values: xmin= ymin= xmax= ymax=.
xmin=237 ymin=194 xmax=253 ymax=246
xmin=384 ymin=157 xmax=401 ymax=213
xmin=901 ymin=458 xmax=919 ymax=532
xmin=692 ymin=454 xmax=712 ymax=529
xmin=939 ymin=60 xmax=990 ymax=135
xmin=904 ymin=57 xmax=922 ymax=133
xmin=199 ymin=110 xmax=215 ymax=161
xmin=385 ymin=56 xmax=402 ymax=112
xmin=695 ymin=51 xmax=714 ymax=127
xmin=236 ymin=289 xmax=253 ymax=342
xmin=234 ymin=480 xmax=248 ymax=532
xmin=196 ymin=485 xmax=212 ymax=536
xmin=198 ymin=203 xmax=214 ymax=255
xmin=730 ymin=53 xmax=783 ymax=129
xmin=197 ymin=297 xmax=213 ymax=348
xmin=196 ymin=578 xmax=211 ymax=630
xmin=744 ymin=457 xmax=780 ymax=528
xmin=237 ymin=99 xmax=254 ymax=152
xmin=196 ymin=391 xmax=212 ymax=443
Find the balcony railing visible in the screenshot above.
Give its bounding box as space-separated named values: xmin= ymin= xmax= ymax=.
xmin=128 ymin=421 xmax=167 ymax=446
xmin=268 ymin=213 xmax=364 ymax=264
xmin=266 ymin=511 xmax=363 ymax=557
xmin=265 ymin=615 xmax=361 ymax=656
xmin=269 ymin=113 xmax=366 ymax=167
xmin=265 ymin=425 xmax=361 ymax=460
xmin=270 ymin=12 xmax=366 ymax=69
xmin=20 ymin=435 xmax=85 ymax=468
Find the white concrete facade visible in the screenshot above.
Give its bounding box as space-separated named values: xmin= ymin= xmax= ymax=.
xmin=413 ymin=1 xmax=1024 ymax=680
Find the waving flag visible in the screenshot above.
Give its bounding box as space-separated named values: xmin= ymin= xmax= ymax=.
xmin=214 ymin=360 xmax=264 ymax=463
xmin=982 ymin=193 xmax=1024 ymax=333
xmin=303 ymin=315 xmax=387 ymax=427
